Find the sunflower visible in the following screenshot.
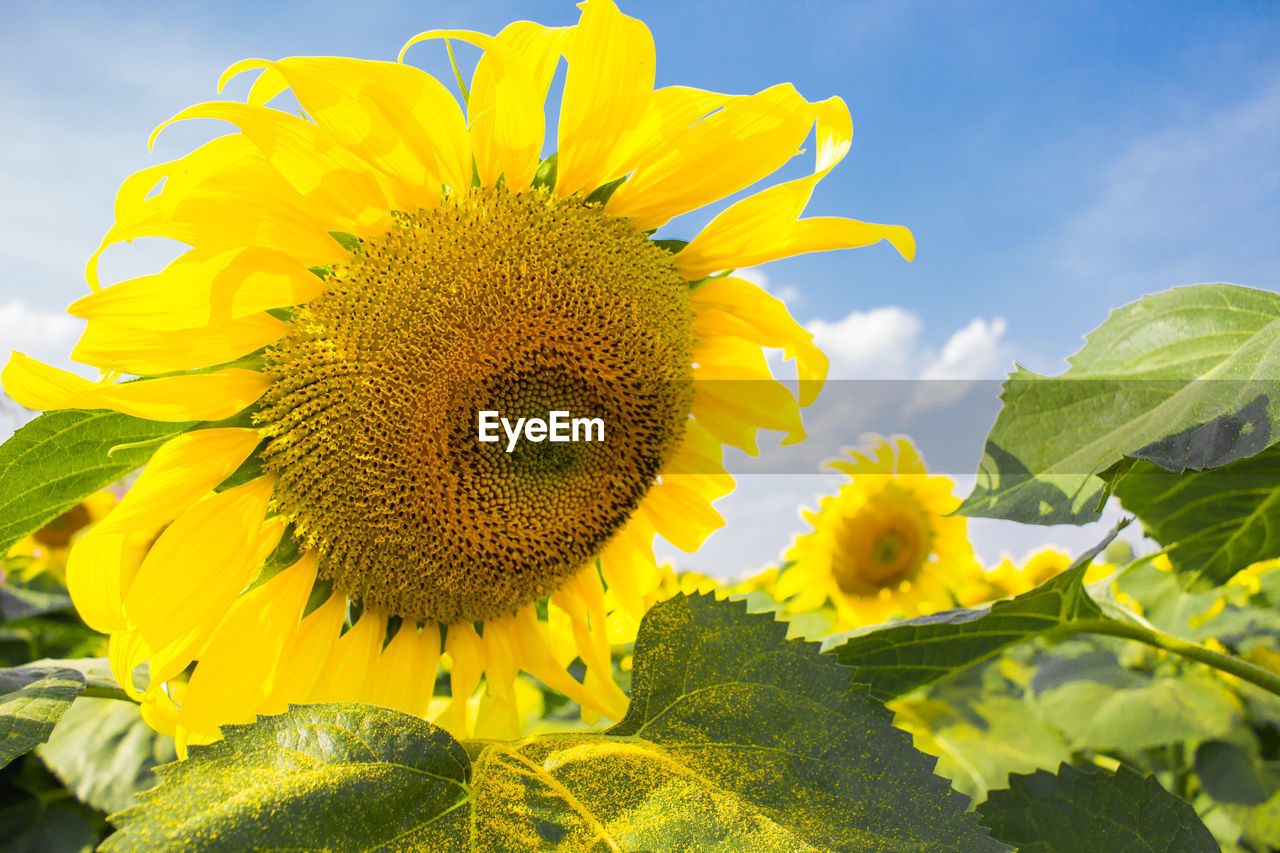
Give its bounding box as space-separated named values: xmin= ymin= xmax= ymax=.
xmin=775 ymin=435 xmax=977 ymax=628
xmin=957 ymin=546 xmax=1115 ymax=606
xmin=2 ymin=0 xmax=913 ymax=750
xmin=4 ymin=490 xmax=118 ymax=584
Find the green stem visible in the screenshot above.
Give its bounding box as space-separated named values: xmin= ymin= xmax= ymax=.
xmin=1065 ymin=618 xmax=1280 ymax=698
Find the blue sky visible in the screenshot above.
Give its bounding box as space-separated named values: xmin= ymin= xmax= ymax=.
xmin=2 ymin=0 xmax=1278 ymax=574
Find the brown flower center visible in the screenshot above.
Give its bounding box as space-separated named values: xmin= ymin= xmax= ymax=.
xmin=257 ymin=187 xmax=692 ymax=623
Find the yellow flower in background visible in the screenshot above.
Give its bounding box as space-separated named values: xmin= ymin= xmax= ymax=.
xmin=1 ymin=0 xmax=913 ymax=750
xmin=4 ymin=490 xmax=117 ymax=584
xmin=775 ymin=436 xmax=978 ymax=628
xmin=958 ymin=546 xmax=1114 ymax=606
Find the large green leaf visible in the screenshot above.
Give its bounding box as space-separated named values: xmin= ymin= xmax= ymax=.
xmin=0 ymin=658 xmax=132 ymax=768
xmin=959 ymin=284 xmax=1280 ymax=525
xmin=826 ymin=532 xmax=1111 ymax=701
xmin=37 ymin=698 xmax=177 ymax=815
xmin=977 ymin=763 xmax=1221 ymax=852
xmin=0 ymin=410 xmax=192 ymax=554
xmin=104 ymin=594 xmax=1009 ymax=852
xmin=1111 ymin=444 xmax=1280 ymax=587
xmin=0 ymin=663 xmax=87 ymax=769
xmin=1036 ymin=672 xmax=1241 ymax=752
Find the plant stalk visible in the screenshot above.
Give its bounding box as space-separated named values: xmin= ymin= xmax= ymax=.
xmin=1065 ymin=617 xmax=1280 ymax=698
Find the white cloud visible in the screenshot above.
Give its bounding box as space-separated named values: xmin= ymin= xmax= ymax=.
xmin=801 ymin=306 xmax=1010 ymax=383
xmin=920 ymin=316 xmax=1010 ymax=380
xmin=0 ymin=301 xmax=90 ymax=439
xmin=807 ymin=307 xmax=923 ymax=379
xmin=734 ymin=266 xmax=803 ymax=308
xmin=1049 ymin=81 xmax=1280 ymax=295
xmin=0 ymin=301 xmax=84 ymax=370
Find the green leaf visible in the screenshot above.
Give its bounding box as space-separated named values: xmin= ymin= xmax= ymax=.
xmin=24 ymin=657 xmax=129 ymax=695
xmin=327 ymin=230 xmax=361 ymax=253
xmin=1110 ymin=560 xmax=1236 ymax=640
xmin=602 ymin=594 xmax=1005 ymax=851
xmin=105 ymin=595 xmax=1009 ymax=852
xmin=0 ymin=752 xmax=105 ymax=852
xmin=1194 ymin=740 xmax=1274 ymax=806
xmin=959 ymin=284 xmax=1280 ymax=525
xmin=103 ymin=704 xmax=469 ymax=852
xmin=977 ymin=763 xmax=1221 ymax=852
xmin=0 ymin=410 xmax=193 ymax=554
xmin=531 ymin=153 xmax=557 ymax=191
xmin=584 ymin=175 xmax=626 ymax=206
xmin=0 ymin=662 xmax=87 ymax=769
xmin=0 ymin=797 xmax=98 ymax=853
xmin=1112 ymin=444 xmax=1280 ymax=587
xmin=893 ymin=694 xmax=1073 ymax=804
xmin=826 ymin=531 xmax=1111 ymax=701
xmin=1036 ymin=672 xmax=1241 ymax=751
xmin=37 ymin=698 xmax=177 ymax=815
xmin=1243 ymin=787 xmax=1280 ymax=849
xmin=0 ymin=584 xmax=72 ymax=624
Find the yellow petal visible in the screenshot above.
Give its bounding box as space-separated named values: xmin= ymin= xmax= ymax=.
xmin=97 ymin=428 xmax=261 ymax=535
xmin=260 ymin=593 xmax=348 ymax=714
xmin=124 ymin=477 xmax=281 ymax=655
xmin=107 ymin=630 xmax=151 ymax=702
xmin=70 ymin=248 xmax=323 ymax=332
xmin=474 ymin=618 xmax=521 ymax=739
xmin=893 ymin=436 xmax=929 ymax=475
xmin=219 ymin=58 xmax=289 ymax=106
xmin=368 ymin=621 xmax=440 ymax=719
xmin=470 ymin=22 xmax=568 ymax=191
xmin=224 ymin=58 xmax=472 ymax=204
xmin=663 ymin=418 xmax=734 ymax=485
xmin=88 ymin=135 xmax=344 ymax=290
xmin=307 ymin=609 xmax=388 ymax=703
xmin=178 ymin=554 xmax=318 ymax=738
xmin=401 ymin=30 xmax=547 ymax=192
xmin=140 ymin=688 xmax=180 ymax=740
xmin=641 ymin=481 xmax=726 ymax=553
xmin=65 ymin=530 xmax=132 ymax=633
xmin=2 ymin=353 xmax=270 ymax=421
xmin=689 ymin=212 xmax=917 ymax=281
xmin=72 ymin=313 xmax=288 ymax=375
xmin=674 ymin=94 xmax=910 ymax=275
xmin=606 ymin=84 xmax=814 ymax=230
xmin=151 ymin=100 xmax=397 ymax=236
xmin=601 ymin=86 xmax=731 ymax=180
xmin=691 ymin=338 xmax=806 ymax=450
xmin=550 ymin=569 xmax=628 ymax=721
xmin=556 ymin=0 xmax=654 ymax=196
xmin=692 ymin=276 xmax=828 ymax=406
xmin=508 ymin=604 xmax=618 ymax=719
xmin=441 ymin=622 xmax=484 ymax=736
xmin=599 ymin=515 xmax=657 ymax=623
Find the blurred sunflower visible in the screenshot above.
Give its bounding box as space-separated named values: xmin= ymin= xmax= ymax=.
xmin=957 ymin=546 xmax=1114 ymax=606
xmin=2 ymin=0 xmax=913 ymax=749
xmin=775 ymin=436 xmax=978 ymax=628
xmin=4 ymin=490 xmax=117 ymax=584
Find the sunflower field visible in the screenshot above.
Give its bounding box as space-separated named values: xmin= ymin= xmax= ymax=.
xmin=2 ymin=1 xmax=1278 ymax=851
